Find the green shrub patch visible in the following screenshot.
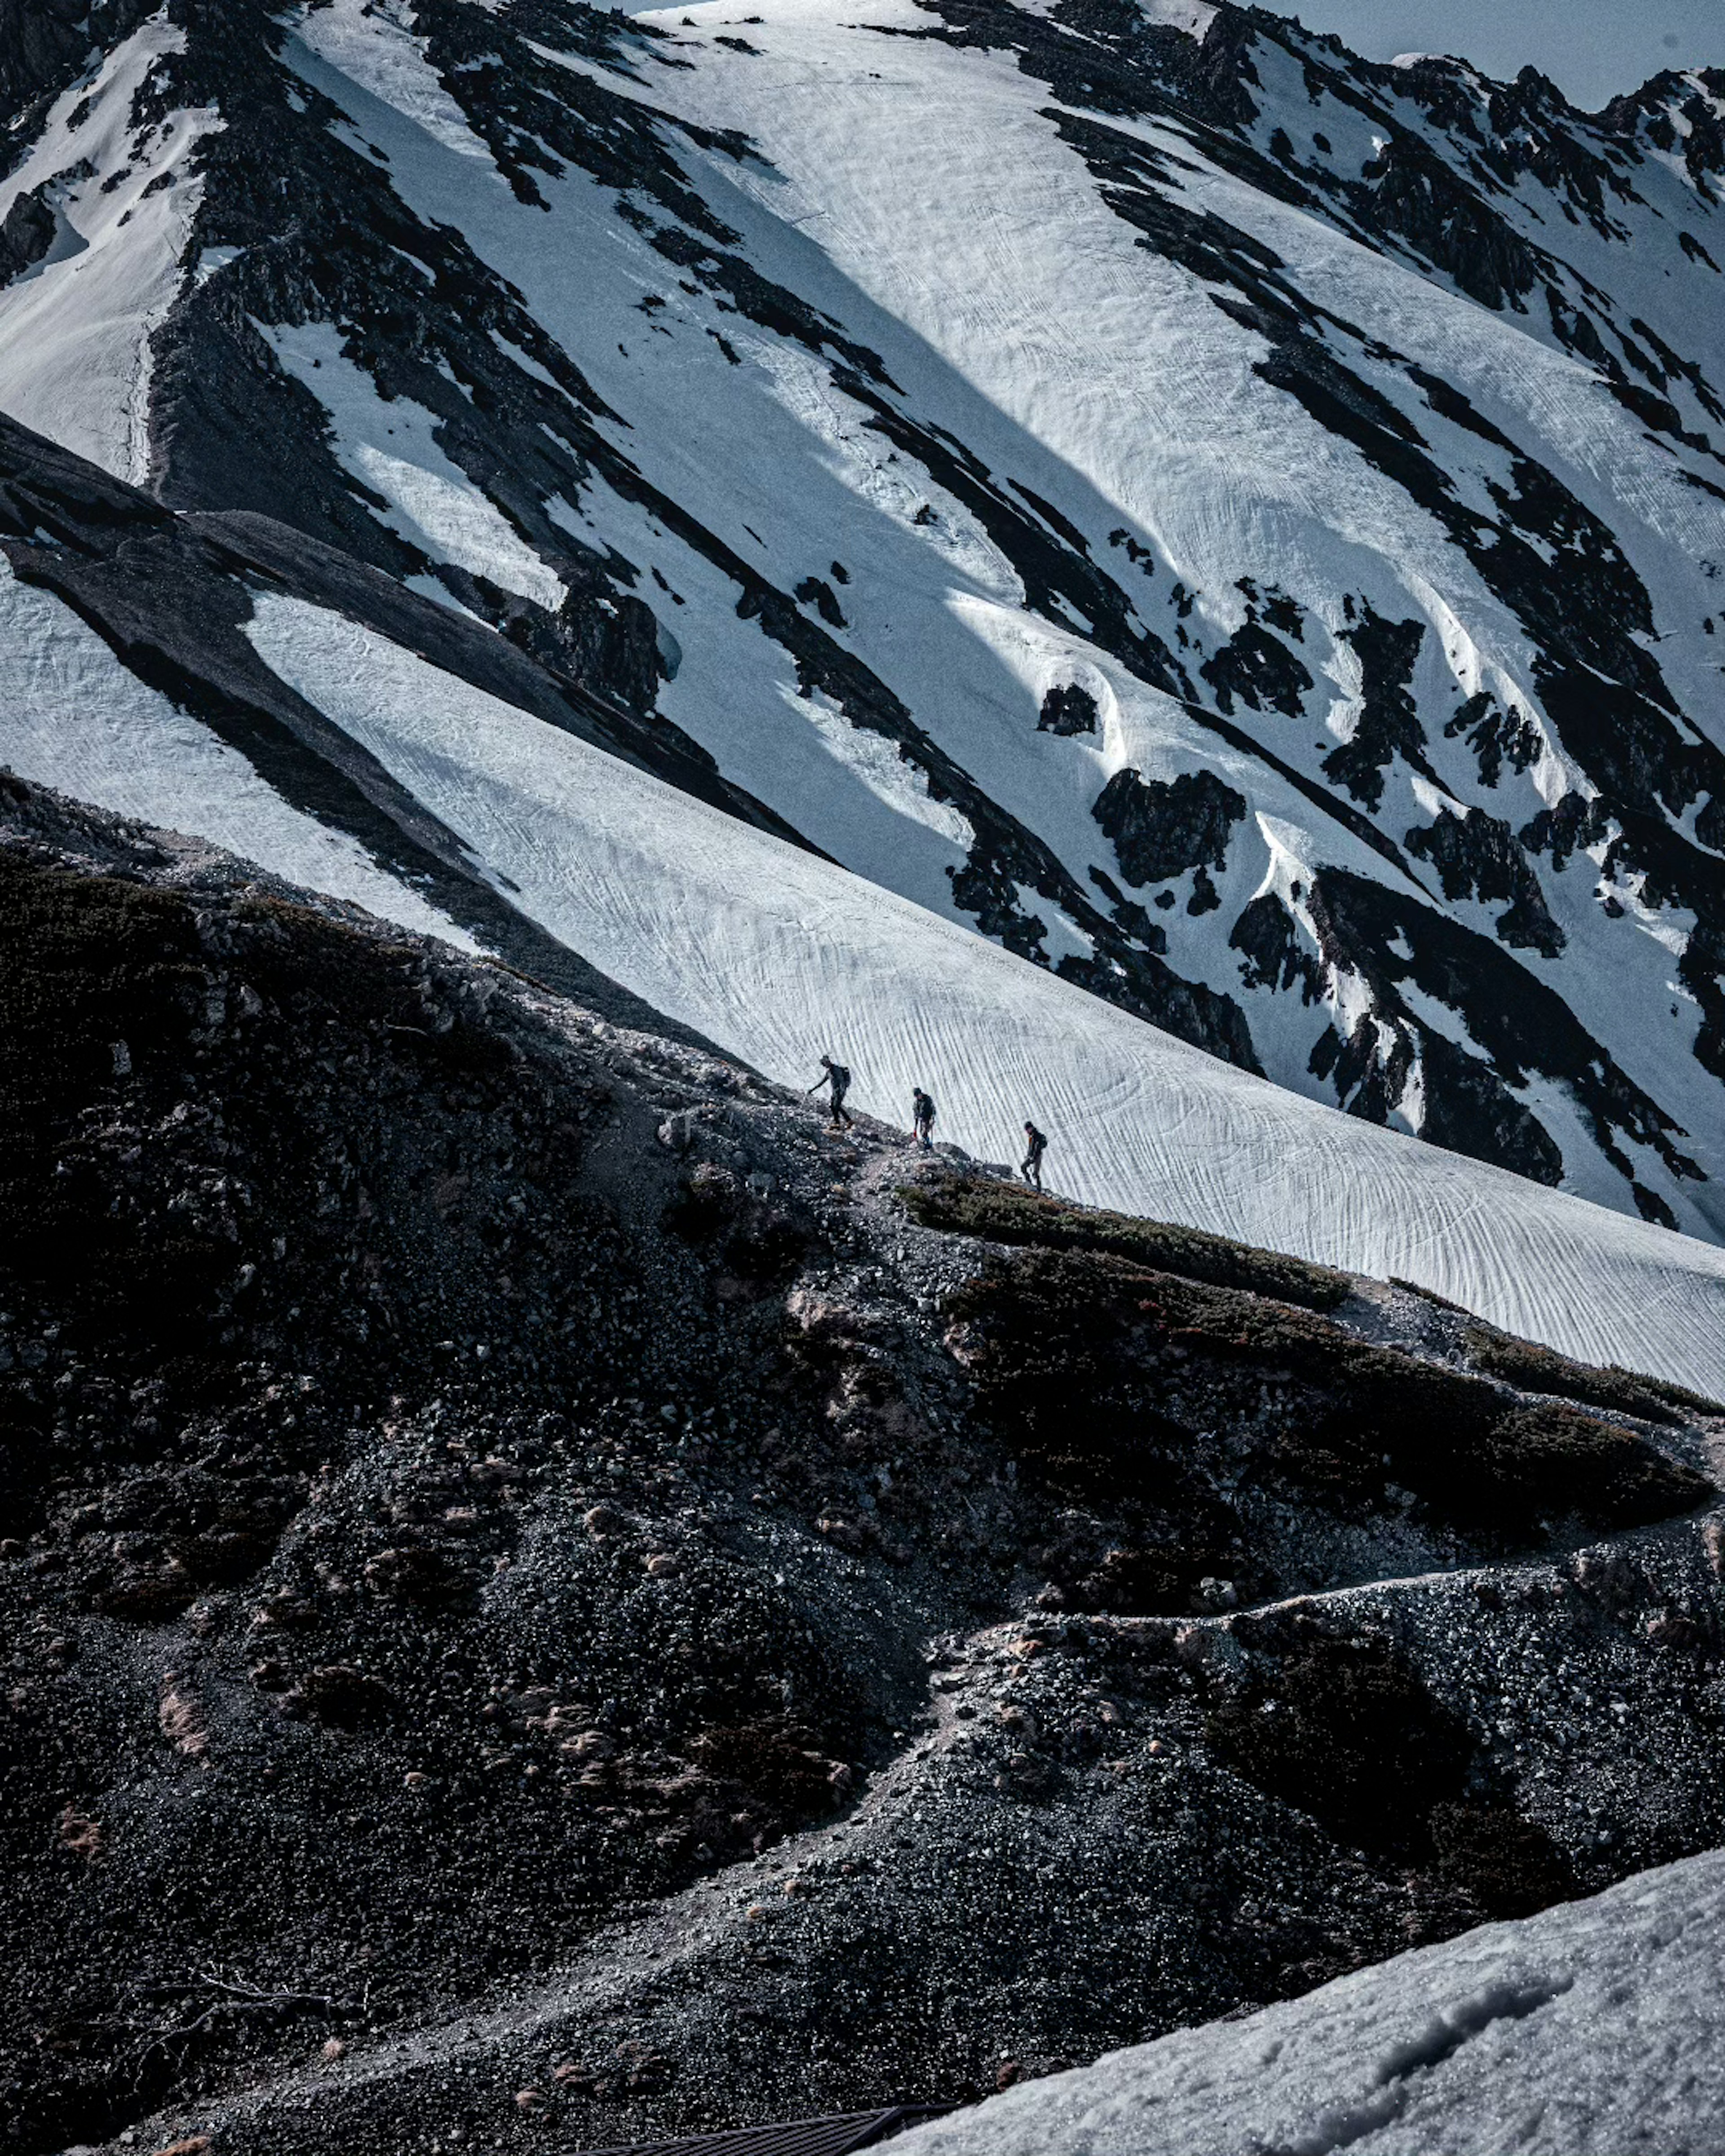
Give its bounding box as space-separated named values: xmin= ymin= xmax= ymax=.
xmin=902 ymin=1171 xmax=1351 ymax=1309
xmin=1463 ymin=1324 xmax=1725 ymax=1427
xmin=947 ymin=1247 xmax=1711 ymax=1542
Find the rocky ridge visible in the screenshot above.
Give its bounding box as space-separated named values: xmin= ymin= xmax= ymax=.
xmin=4 ymin=776 xmax=1725 ymax=2156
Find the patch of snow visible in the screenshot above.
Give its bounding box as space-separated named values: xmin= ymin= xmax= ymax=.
xmin=788 ymin=684 xmax=974 ymax=848
xmin=891 ymin=1849 xmax=1725 ymax=2156
xmin=402 ymin=571 xmax=483 ymax=619
xmin=1013 ymin=884 xmax=1095 ymax=962
xmin=261 ymin=321 xmax=568 ymax=611
xmin=1138 ymin=0 xmax=1216 ymax=31
xmin=194 ymin=245 xmax=245 ymax=287
xmin=1017 ymin=0 xmax=1214 ymax=28
xmin=750 ymin=336 xmax=1024 ymax=603
xmin=0 ymin=560 xmax=472 ymax=947
xmin=291 ymin=0 xmax=494 ymax=163
xmin=1393 ymin=1041 xmax=1427 ymax=1134
xmin=1406 ymin=773 xmax=1450 ymax=821
xmin=0 ymin=18 xmax=222 ymax=481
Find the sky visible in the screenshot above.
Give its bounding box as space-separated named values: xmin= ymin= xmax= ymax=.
xmin=1283 ymin=0 xmax=1721 ymax=110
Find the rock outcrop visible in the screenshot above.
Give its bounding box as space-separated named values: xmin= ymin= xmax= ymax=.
xmin=4 ymin=777 xmax=1724 ymax=2156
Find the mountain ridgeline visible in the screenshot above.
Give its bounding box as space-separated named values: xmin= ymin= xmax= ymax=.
xmin=1 ymin=0 xmax=1725 ymax=1240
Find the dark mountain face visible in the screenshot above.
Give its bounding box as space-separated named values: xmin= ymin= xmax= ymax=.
xmin=2 ymin=775 xmax=1724 ymax=2156
xmin=4 ymin=0 xmax=1725 ymax=1234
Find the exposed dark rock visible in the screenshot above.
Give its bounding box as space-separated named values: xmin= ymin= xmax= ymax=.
xmin=1520 ymin=791 xmax=1612 ymax=871
xmin=1406 ymin=805 xmax=1566 ymax=957
xmin=3 ymin=782 xmax=1723 ymax=2156
xmin=1230 ymin=891 xmax=1324 ymax=1001
xmin=1307 ymin=866 xmax=1700 ymax=1193
xmin=901 ymin=1169 xmax=1353 ymax=1308
xmin=1199 ymin=619 xmax=1313 ymax=717
xmin=1444 ymin=691 xmax=1544 ymax=790
xmin=1325 ymin=604 xmax=1430 ymax=811
xmin=0 ymin=0 xmax=154 ymax=135
xmin=1413 ymin=1027 xmax=1565 ymax=1192
xmin=0 ymin=183 xmax=54 ymax=283
xmin=1092 ymin=766 xmax=1247 ymax=887
xmin=1037 ymin=682 xmax=1098 ymax=734
xmin=794 ymin=576 xmax=847 ymax=627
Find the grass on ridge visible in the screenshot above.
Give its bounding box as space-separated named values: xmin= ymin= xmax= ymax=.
xmin=1462 ymin=1325 xmax=1725 ymax=1427
xmin=899 ymin=1171 xmax=1352 ymax=1312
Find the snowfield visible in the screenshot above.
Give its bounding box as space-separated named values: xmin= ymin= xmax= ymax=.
xmin=5 ymin=13 xmax=1725 ymax=2139
xmin=243 ymin=589 xmax=1725 ymax=1397
xmin=892 ymin=1847 xmax=1725 ymax=2156
xmin=5 ymin=0 xmax=1725 ymax=1393
xmin=255 ymin=0 xmax=1725 ymax=1241
xmin=0 ymin=560 xmax=472 ymax=945
xmin=0 ymin=18 xmax=219 ymax=482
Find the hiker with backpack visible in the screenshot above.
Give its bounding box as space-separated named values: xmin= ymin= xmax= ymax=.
xmin=1021 ymin=1120 xmax=1048 ymax=1191
xmin=911 ymin=1087 xmax=937 ymax=1150
xmin=807 ymin=1054 xmax=855 ymax=1130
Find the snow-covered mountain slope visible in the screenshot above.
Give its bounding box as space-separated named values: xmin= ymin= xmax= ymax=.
xmin=893 ymin=1845 xmax=1725 ymax=2156
xmin=243 ymin=588 xmax=1725 ymax=1391
xmin=9 ymin=411 xmax=1725 ymax=1394
xmin=7 ymin=1 xmax=1725 ymax=1253
xmin=0 ymin=10 xmax=217 ymax=481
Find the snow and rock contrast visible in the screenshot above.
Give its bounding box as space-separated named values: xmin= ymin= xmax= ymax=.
xmin=9 ymin=1 xmax=1725 ymax=2148
xmin=891 ymin=1846 xmax=1725 ymax=2156
xmin=11 ymin=414 xmax=1725 ymax=1396
xmin=4 ymin=777 xmax=1725 ymax=2155
xmin=4 ymin=0 xmax=1725 ymax=1246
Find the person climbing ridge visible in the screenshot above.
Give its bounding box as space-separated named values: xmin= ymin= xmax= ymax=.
xmin=1021 ymin=1119 xmax=1048 ymax=1191
xmin=911 ymin=1086 xmax=937 ymax=1151
xmin=807 ymin=1054 xmax=854 ymax=1130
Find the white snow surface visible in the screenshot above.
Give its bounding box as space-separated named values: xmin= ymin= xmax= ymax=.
xmin=0 ymin=561 xmax=473 ymax=946
xmin=261 ymin=321 xmax=569 ymax=611
xmin=262 ymin=0 xmax=1725 ymax=1237
xmin=0 ymin=18 xmax=220 ymax=481
xmin=891 ymin=1847 xmax=1725 ymax=2156
xmin=292 ymin=0 xmax=494 ymax=162
xmin=9 ymin=0 xmax=1725 ymax=1346
xmin=243 ymin=590 xmax=1725 ymax=1397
